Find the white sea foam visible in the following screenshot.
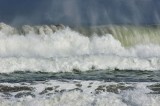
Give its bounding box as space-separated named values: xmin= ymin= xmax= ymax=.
xmin=0 ymin=55 xmax=160 ymax=73
xmin=0 ymin=25 xmax=160 ymax=72
xmin=0 ymin=27 xmax=126 ymax=58
xmin=0 ymin=80 xmax=159 ymax=106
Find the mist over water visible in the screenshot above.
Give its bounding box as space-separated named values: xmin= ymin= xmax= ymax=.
xmin=0 ymin=0 xmax=160 ymax=26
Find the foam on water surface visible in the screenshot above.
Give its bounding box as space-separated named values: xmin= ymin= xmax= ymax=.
xmin=0 ymin=55 xmax=160 ymax=73
xmin=0 ymin=80 xmax=159 ymax=106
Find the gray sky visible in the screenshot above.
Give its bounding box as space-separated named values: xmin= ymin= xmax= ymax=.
xmin=0 ymin=0 xmax=159 ymax=26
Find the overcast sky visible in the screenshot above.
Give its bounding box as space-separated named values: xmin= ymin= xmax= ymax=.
xmin=0 ymin=0 xmax=159 ymax=26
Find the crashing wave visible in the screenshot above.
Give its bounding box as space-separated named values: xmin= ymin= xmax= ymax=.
xmin=0 ymin=23 xmax=160 ymax=73
xmin=74 ymin=25 xmax=160 ymax=46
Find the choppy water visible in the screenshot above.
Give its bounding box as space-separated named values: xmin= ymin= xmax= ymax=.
xmin=0 ymin=23 xmax=160 ymax=106
xmin=0 ymin=69 xmax=159 ymax=83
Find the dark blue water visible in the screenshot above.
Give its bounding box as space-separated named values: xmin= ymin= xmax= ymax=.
xmin=0 ymin=69 xmax=159 ymax=83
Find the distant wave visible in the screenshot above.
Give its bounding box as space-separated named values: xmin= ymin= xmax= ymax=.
xmin=0 ymin=23 xmax=65 ymax=35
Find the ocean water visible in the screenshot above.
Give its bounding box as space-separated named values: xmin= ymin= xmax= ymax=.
xmin=0 ymin=23 xmax=160 ymax=106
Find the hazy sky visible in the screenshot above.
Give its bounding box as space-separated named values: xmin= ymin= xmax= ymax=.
xmin=0 ymin=0 xmax=159 ymax=26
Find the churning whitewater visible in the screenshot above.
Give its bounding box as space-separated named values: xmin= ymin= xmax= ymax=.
xmin=0 ymin=23 xmax=160 ymax=73
xmin=1 ymin=23 xmax=160 ymax=106
xmin=1 ymin=0 xmax=160 ymax=105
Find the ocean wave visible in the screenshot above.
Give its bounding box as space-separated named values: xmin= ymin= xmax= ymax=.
xmin=0 ymin=23 xmax=160 ymax=73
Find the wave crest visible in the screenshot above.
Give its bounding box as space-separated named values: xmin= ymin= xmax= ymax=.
xmin=0 ymin=23 xmax=160 ymax=72
xmin=0 ymin=23 xmax=65 ymax=35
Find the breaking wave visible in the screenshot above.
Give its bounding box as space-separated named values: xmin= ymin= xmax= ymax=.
xmin=0 ymin=23 xmax=160 ymax=73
